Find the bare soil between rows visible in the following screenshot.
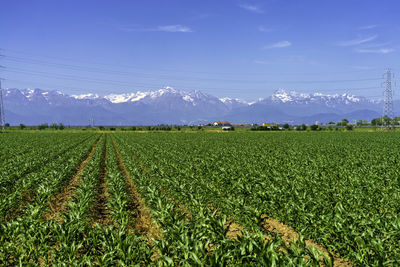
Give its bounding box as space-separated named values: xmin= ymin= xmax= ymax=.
xmin=261 ymin=215 xmax=352 ymax=266
xmin=44 ymin=136 xmax=102 ymax=221
xmin=125 ymin=150 xmax=351 ymax=266
xmin=91 ymin=138 xmax=111 ymax=225
xmin=112 ymin=139 xmax=160 ymax=239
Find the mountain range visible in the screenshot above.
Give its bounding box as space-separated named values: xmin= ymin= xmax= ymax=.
xmin=2 ymin=87 xmax=389 ymax=125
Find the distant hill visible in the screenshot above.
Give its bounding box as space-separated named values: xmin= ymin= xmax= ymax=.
xmin=3 ymin=87 xmax=386 ymax=125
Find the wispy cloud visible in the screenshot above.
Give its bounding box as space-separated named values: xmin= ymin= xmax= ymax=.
xmin=122 ymin=24 xmax=192 ymax=33
xmin=238 ymin=4 xmax=263 ymax=13
xmin=355 ymin=48 xmax=395 ymax=54
xmin=362 ymin=42 xmax=391 ymax=48
xmin=258 ymin=26 xmax=273 ymax=33
xmin=263 ymin=41 xmax=291 ymax=49
xmin=157 ymin=25 xmax=192 ymax=32
xmin=359 ymin=25 xmax=378 ymax=30
xmin=337 ymin=35 xmax=378 ymax=46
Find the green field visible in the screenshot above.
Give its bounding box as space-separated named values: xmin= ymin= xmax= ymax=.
xmin=1 ymin=131 xmax=399 ymax=266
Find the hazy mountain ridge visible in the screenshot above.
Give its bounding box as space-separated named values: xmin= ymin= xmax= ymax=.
xmin=3 ymin=87 xmax=386 ymax=125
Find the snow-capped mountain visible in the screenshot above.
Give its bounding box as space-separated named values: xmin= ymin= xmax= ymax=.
xmin=102 ymin=87 xmax=226 ymax=107
xmin=270 ymin=89 xmax=378 ymax=106
xmin=2 ymin=87 xmax=386 ymax=125
xmin=72 ymin=93 xmax=100 ymax=100
xmin=220 ymin=97 xmax=250 ymax=109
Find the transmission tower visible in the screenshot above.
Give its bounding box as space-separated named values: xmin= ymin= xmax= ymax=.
xmin=0 ymin=49 xmax=4 ymax=130
xmin=0 ymin=79 xmax=5 ymax=130
xmin=383 ymin=68 xmax=394 ymax=127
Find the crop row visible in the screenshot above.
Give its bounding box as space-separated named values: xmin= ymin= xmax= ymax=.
xmin=112 ymin=133 xmax=331 ymax=265
xmin=3 ymin=131 xmax=398 ymax=265
xmin=112 ymin=131 xmax=400 ymax=265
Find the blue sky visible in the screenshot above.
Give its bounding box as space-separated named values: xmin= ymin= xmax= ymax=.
xmin=1 ymin=0 xmax=400 ymax=100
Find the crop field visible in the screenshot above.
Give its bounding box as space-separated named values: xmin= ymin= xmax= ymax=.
xmin=1 ymin=131 xmax=400 ymax=266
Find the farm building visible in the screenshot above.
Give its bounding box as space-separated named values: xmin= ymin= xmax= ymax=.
xmin=213 ymin=121 xmax=231 ymax=126
xmin=263 ymin=123 xmax=278 ymax=127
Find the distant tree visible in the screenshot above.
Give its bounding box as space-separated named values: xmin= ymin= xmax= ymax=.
xmin=19 ymin=123 xmax=26 ymax=130
xmin=58 ymin=123 xmax=65 ymax=130
xmin=301 ymin=124 xmax=307 ymax=131
xmin=50 ymin=123 xmax=59 ymax=130
xmin=4 ymin=123 xmax=10 ymax=128
xmin=130 ymin=126 xmax=136 ymax=131
xmin=98 ymin=126 xmax=105 ymax=130
xmin=346 ymin=125 xmax=354 ymax=131
xmin=371 ymin=116 xmax=392 ymax=126
xmin=283 ymin=123 xmax=290 ymax=129
xmin=230 ymin=126 xmax=235 ymax=131
xmin=109 ymin=127 xmax=116 ymax=131
xmin=371 ymin=118 xmax=380 ymax=126
xmin=310 ymin=124 xmax=319 ymax=131
xmin=38 ymin=123 xmax=48 ymax=130
xmin=382 ymin=115 xmax=392 ymax=125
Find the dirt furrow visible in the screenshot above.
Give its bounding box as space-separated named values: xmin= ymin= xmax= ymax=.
xmin=111 ymin=140 xmax=160 ymax=239
xmin=91 ymin=138 xmax=111 ymax=225
xmin=261 ymin=215 xmax=352 ymax=266
xmin=110 ymin=139 xmax=351 ymax=266
xmin=44 ymin=136 xmax=102 ymax=221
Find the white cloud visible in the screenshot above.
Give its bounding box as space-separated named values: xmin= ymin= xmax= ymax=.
xmin=355 ymin=48 xmax=395 ymax=54
xmin=359 ymin=25 xmax=378 ymax=30
xmin=362 ymin=42 xmax=391 ymax=48
xmin=337 ymin=35 xmax=377 ymax=46
xmin=258 ymin=26 xmax=273 ymax=33
xmin=263 ymin=41 xmax=291 ymax=49
xmin=157 ymin=25 xmax=192 ymax=33
xmin=121 ymin=25 xmax=192 ymax=33
xmin=238 ymin=4 xmax=263 ymax=13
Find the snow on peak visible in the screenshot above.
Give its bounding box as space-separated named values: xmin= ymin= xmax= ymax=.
xmin=72 ymin=93 xmax=100 ymax=100
xmin=105 ymin=93 xmax=140 ymax=103
xmin=271 ymin=89 xmax=364 ymax=104
xmin=220 ymin=97 xmax=249 ymax=105
xmin=182 ymin=95 xmax=194 ymax=103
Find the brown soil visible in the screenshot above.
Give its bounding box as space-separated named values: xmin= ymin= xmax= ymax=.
xmin=111 ymin=139 xmax=351 ymax=266
xmin=111 ymin=140 xmax=160 ymax=239
xmin=261 ymin=215 xmax=352 ymax=266
xmin=44 ymin=136 xmax=102 ymax=221
xmin=225 ymin=221 xmax=244 ymax=239
xmin=91 ymin=138 xmax=111 ymax=225
xmin=4 ymin=190 xmax=35 ymax=222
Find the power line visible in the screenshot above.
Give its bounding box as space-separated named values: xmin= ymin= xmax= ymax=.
xmin=2 ymin=61 xmax=382 ymax=85
xmin=0 ymin=49 xmax=387 ymax=99
xmin=1 ymin=47 xmax=382 ymax=76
